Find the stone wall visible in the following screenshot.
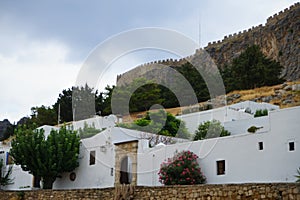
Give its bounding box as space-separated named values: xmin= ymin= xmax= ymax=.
xmin=117 ymin=2 xmax=300 ymax=86
xmin=0 ymin=183 xmax=299 ymax=200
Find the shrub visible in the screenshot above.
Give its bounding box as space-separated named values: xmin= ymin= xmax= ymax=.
xmin=78 ymin=122 xmax=103 ymax=139
xmin=296 ymin=167 xmax=300 ymax=183
xmin=194 ymin=119 xmax=231 ymax=141
xmin=158 ymin=150 xmax=206 ymax=185
xmin=254 ymin=109 xmax=268 ymax=117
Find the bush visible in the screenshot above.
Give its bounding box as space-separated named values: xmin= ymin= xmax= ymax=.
xmin=158 ymin=150 xmax=206 ymax=185
xmin=78 ymin=122 xmax=103 ymax=139
xmin=254 ymin=109 xmax=268 ymax=117
xmin=296 ymin=167 xmax=300 ymax=183
xmin=119 ymin=110 xmax=190 ymax=139
xmin=194 ymin=119 xmax=231 ymax=141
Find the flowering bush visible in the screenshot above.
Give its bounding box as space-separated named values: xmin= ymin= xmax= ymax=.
xmin=158 ymin=150 xmax=206 ymax=185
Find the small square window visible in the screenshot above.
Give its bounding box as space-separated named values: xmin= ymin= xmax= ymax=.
xmin=89 ymin=150 xmax=96 ymax=165
xmin=289 ymin=142 xmax=295 ymax=151
xmin=258 ymin=142 xmax=264 ymax=150
xmin=217 ymin=160 xmax=225 ymax=175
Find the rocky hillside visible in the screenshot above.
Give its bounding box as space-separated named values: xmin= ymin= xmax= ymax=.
xmin=205 ymin=2 xmax=299 ymax=80
xmin=122 ymin=81 xmax=300 ymax=122
xmin=117 ymin=3 xmax=300 ymax=86
xmin=0 ymin=119 xmax=12 ymax=140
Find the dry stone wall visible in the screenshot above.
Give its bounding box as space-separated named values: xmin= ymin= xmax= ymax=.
xmin=0 ymin=183 xmax=299 ymax=200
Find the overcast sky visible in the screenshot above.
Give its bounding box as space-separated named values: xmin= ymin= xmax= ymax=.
xmin=0 ymin=0 xmax=298 ymax=123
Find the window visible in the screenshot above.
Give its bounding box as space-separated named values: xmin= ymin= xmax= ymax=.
xmin=258 ymin=142 xmax=264 ymax=150
xmin=69 ymin=172 xmax=76 ymax=181
xmin=217 ymin=160 xmax=225 ymax=175
xmin=6 ymin=152 xmax=14 ymax=165
xmin=289 ymin=142 xmax=295 ymax=151
xmin=89 ymin=150 xmax=96 ymax=165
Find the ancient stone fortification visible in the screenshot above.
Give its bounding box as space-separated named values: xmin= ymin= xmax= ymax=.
xmin=117 ymin=2 xmax=300 ymax=86
xmin=0 ymin=183 xmax=299 ymax=200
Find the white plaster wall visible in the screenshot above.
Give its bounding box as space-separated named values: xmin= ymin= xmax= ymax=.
xmin=2 ymin=165 xmax=33 ymax=190
xmin=138 ymin=106 xmax=300 ymax=185
xmin=224 ymin=116 xmax=270 ymax=135
xmin=37 ymin=125 xmax=59 ymax=138
xmin=53 ymin=132 xmax=115 ymax=189
xmin=229 ymin=101 xmax=279 ymax=113
xmin=177 ymin=106 xmax=252 ymax=134
xmin=72 ymin=115 xmax=116 ymax=130
xmin=53 ymin=127 xmax=150 ymax=189
xmin=0 ymin=147 xmax=33 ymax=190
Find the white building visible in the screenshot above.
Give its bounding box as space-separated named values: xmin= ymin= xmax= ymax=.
xmin=1 ymin=102 xmax=299 ymax=190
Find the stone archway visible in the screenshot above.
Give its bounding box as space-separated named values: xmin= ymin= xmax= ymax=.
xmin=114 ymin=140 xmax=138 ymax=186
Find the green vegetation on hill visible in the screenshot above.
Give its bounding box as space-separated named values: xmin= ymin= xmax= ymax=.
xmin=118 ymin=110 xmax=190 ymax=139
xmin=221 ymin=45 xmax=284 ymax=93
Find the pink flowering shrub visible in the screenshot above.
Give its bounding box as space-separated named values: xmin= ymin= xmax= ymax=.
xmin=158 ymin=150 xmax=206 ymax=185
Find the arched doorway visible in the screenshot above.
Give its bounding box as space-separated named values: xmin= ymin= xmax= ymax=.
xmin=120 ymin=156 xmax=132 ymax=184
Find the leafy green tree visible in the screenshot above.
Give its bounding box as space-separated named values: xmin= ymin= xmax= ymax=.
xmin=30 ymin=105 xmax=57 ymax=126
xmin=72 ymin=84 xmax=96 ymax=121
xmin=194 ymin=119 xmax=230 ymax=141
xmin=112 ymin=78 xmax=163 ymax=114
xmin=175 ymin=63 xmax=210 ymax=103
xmin=10 ymin=125 xmax=80 ymax=189
xmin=221 ymin=45 xmax=284 ymax=92
xmin=102 ymin=85 xmax=115 ymax=116
xmin=53 ymin=88 xmax=73 ymax=122
xmin=53 ymin=84 xmax=106 ymax=122
xmin=158 ymin=150 xmax=206 ymax=185
xmin=120 ymin=110 xmax=190 ymax=139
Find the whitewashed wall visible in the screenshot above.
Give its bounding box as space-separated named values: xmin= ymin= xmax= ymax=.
xmin=138 ymin=106 xmax=300 ymax=185
xmin=224 ymin=116 xmax=270 ymax=135
xmin=177 ymin=106 xmax=252 ymax=134
xmin=0 ymin=146 xmax=33 ymax=190
xmin=53 ymin=127 xmax=150 ymax=189
xmin=2 ymin=105 xmax=299 ymax=190
xmin=71 ymin=115 xmax=117 ymax=130
xmin=177 ymin=101 xmax=279 ymax=135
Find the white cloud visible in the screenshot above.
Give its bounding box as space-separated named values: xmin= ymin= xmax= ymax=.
xmin=0 ymin=37 xmax=80 ymax=122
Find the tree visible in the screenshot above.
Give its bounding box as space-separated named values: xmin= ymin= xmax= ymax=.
xmin=221 ymin=45 xmax=284 ymax=92
xmin=29 ymin=105 xmax=57 ymax=126
xmin=158 ymin=150 xmax=206 ymax=185
xmin=10 ymin=125 xmax=80 ymax=189
xmin=112 ymin=78 xmax=163 ymax=114
xmin=101 ymin=85 xmax=115 ymax=116
xmin=194 ymin=119 xmax=230 ymax=141
xmin=53 ymin=84 xmax=104 ymax=122
xmin=119 ymin=110 xmax=190 ymax=139
xmin=53 ymin=88 xmax=73 ymax=122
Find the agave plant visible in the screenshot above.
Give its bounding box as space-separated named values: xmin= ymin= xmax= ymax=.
xmin=296 ymin=167 xmax=300 ymax=183
xmin=0 ymin=159 xmax=14 ymax=188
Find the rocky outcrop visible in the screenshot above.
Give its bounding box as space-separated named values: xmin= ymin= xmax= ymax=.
xmin=0 ymin=119 xmax=12 ymax=140
xmin=205 ymin=2 xmax=300 ymax=80
xmin=117 ymin=3 xmax=300 ymax=85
